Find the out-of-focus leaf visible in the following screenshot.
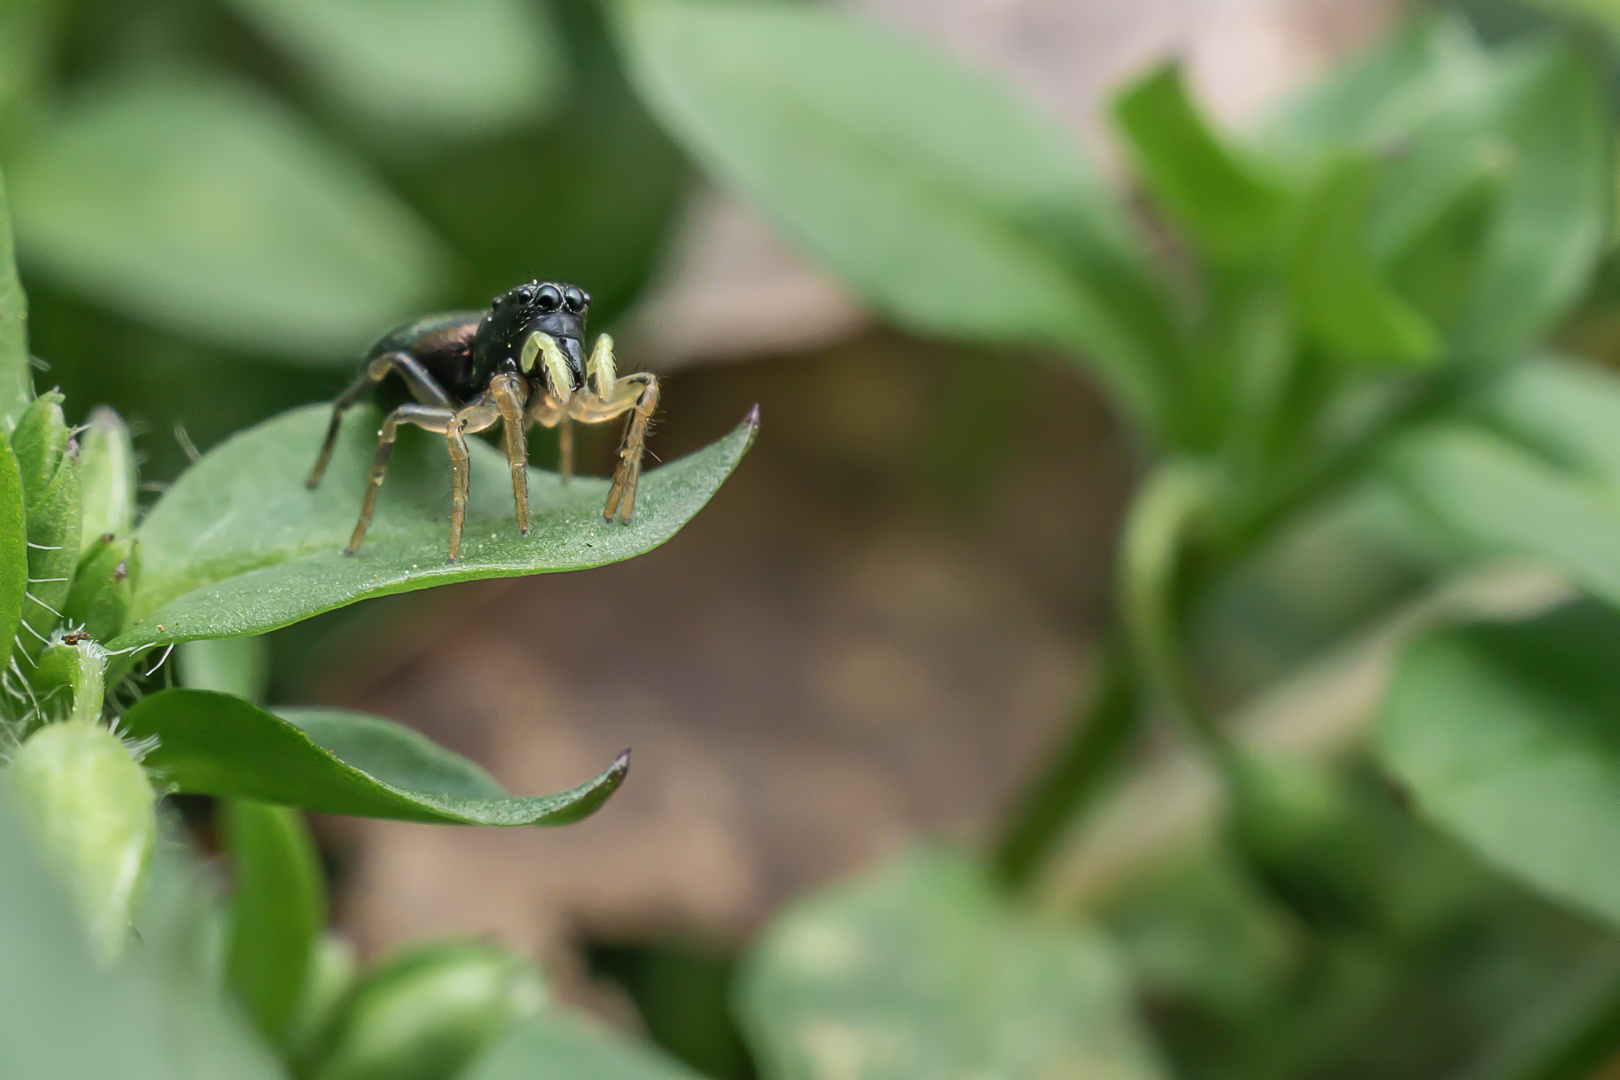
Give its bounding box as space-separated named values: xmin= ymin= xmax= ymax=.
xmin=464 ymin=1012 xmax=703 ymax=1080
xmin=4 ymin=720 xmax=155 ymax=966
xmin=1271 ymin=15 xmax=1492 ymax=150
xmin=76 ymin=407 xmax=136 ymax=553
xmin=1385 ymin=359 xmax=1620 ymax=605
xmin=737 ymin=848 xmax=1167 ymax=1080
xmin=222 ymin=800 xmax=325 ymax=1044
xmin=1449 ymin=40 xmax=1607 ymax=360
xmin=0 ymin=434 xmax=24 ymax=674
xmin=223 ymin=0 xmax=566 ymax=140
xmin=180 ymin=636 xmax=270 ymax=704
xmin=410 ymin=3 xmax=688 ymax=328
xmin=8 ymin=73 xmax=449 ymax=363
xmin=1287 ymin=156 xmax=1439 ymax=368
xmin=121 ymin=689 xmax=628 ymax=825
xmin=0 ymin=167 xmax=32 ymax=430
xmin=1113 ymin=63 xmax=1285 ymax=262
xmin=0 ymin=800 xmax=286 ymax=1080
xmin=1380 ymin=600 xmax=1620 ymax=929
xmin=108 ymin=403 xmax=755 ymax=652
xmin=612 ymin=0 xmax=1179 ymax=433
xmin=1371 ymin=134 xmax=1503 ymax=328
xmin=311 ymin=940 xmax=544 ymax=1080
xmin=1274 ymin=19 xmax=1605 ymax=360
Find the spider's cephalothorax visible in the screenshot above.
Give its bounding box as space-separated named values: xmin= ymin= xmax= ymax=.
xmin=306 ymin=280 xmax=660 ymax=562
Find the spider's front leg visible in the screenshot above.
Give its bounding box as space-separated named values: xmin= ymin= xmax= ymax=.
xmin=571 ymin=368 xmax=660 ymax=523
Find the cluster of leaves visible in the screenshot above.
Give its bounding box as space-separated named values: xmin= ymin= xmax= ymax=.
xmin=0 ymin=144 xmax=755 ymax=1074
xmin=598 ymin=3 xmax=1620 ymax=1080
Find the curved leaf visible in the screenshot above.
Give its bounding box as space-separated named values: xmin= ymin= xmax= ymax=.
xmin=1379 ymin=601 xmax=1620 ymax=929
xmin=612 ymin=0 xmax=1179 ymax=433
xmin=8 ymin=72 xmax=449 ymax=362
xmin=110 ymin=403 xmax=756 ymax=651
xmin=737 ymin=848 xmax=1168 ymax=1080
xmin=122 ymin=689 xmax=628 ymax=825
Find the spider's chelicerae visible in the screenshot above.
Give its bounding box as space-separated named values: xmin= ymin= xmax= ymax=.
xmin=306 ymin=280 xmax=658 ymax=562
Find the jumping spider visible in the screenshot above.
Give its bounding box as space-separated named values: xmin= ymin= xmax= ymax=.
xmin=306 ymin=281 xmax=659 ymax=562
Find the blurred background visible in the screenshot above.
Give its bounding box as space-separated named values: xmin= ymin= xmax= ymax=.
xmin=8 ymin=0 xmax=1620 ymax=1077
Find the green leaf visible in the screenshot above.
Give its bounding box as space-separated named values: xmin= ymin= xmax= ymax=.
xmin=8 ymin=73 xmax=449 ymax=363
xmin=737 ymin=848 xmax=1168 ymax=1080
xmin=1286 ymin=155 xmax=1440 ymax=368
xmin=0 ymin=433 xmax=25 ymax=679
xmin=223 ymin=800 xmax=326 ymax=1044
xmin=4 ymin=720 xmax=156 ymax=966
xmin=61 ymin=534 xmax=137 ymax=645
xmin=77 ymin=407 xmax=137 ymax=554
xmin=310 ymin=940 xmax=544 ymax=1080
xmin=120 ymin=689 xmax=628 ymax=825
xmin=179 ymin=636 xmax=270 ymax=704
xmin=16 ymin=441 xmax=78 ymax=662
xmin=0 ymin=801 xmax=286 ymax=1080
xmin=222 ymin=0 xmax=566 ymax=140
xmin=0 ymin=166 xmax=32 ymax=430
xmin=1384 ymin=359 xmax=1620 ymax=605
xmin=110 ymin=404 xmax=754 ymax=651
xmin=611 ymin=0 xmax=1179 ymax=433
xmin=1112 ymin=62 xmax=1286 ymax=262
xmin=464 ymin=1012 xmax=704 ymax=1080
xmin=1379 ymin=599 xmax=1620 ymax=929
xmin=1449 ymin=39 xmax=1607 ymax=360
xmin=1270 ymin=14 xmax=1492 ymax=150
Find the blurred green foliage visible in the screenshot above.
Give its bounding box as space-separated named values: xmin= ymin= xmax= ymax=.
xmin=12 ymin=2 xmax=1620 ymax=1080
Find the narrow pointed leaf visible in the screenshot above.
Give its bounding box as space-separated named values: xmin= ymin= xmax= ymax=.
xmin=121 ymin=689 xmax=628 ymax=825
xmin=1380 ymin=601 xmax=1620 ymax=929
xmin=0 ymin=434 xmax=24 ymax=670
xmin=1113 ymin=62 xmax=1285 ymax=262
xmin=110 ymin=403 xmax=755 ymax=651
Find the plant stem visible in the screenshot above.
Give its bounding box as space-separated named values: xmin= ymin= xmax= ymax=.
xmin=992 ymin=638 xmax=1137 ymax=890
xmin=1119 ymin=458 xmax=1235 ymax=772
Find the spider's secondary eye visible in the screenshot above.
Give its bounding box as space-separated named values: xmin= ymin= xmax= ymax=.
xmin=515 ymin=286 xmax=534 ymax=304
xmin=564 ymin=286 xmax=585 ymax=312
xmin=580 ymin=291 xmax=591 ymax=308
xmin=537 ymin=284 xmax=562 ymax=310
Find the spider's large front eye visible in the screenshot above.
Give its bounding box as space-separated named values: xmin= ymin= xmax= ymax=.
xmin=537 ymin=284 xmax=562 ymax=310
xmin=563 ymin=286 xmax=585 ymax=312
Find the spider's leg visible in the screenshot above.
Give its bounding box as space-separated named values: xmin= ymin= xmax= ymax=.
xmin=344 ymin=404 xmax=457 ymax=555
xmin=525 ymin=392 xmax=573 ymax=483
xmin=309 ymin=351 xmax=452 ymax=488
xmin=568 ymin=372 xmax=659 ymax=523
xmin=445 ymin=396 xmax=501 ymax=562
xmin=489 ymin=374 xmax=531 ymax=536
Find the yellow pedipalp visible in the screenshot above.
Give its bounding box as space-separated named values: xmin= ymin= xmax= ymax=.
xmin=588 ymin=334 xmax=616 ymax=400
xmin=523 ymin=331 xmax=572 ymax=405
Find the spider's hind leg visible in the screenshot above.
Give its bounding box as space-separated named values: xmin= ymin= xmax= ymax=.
xmin=308 ymin=351 xmax=452 ymax=488
xmin=344 ymin=404 xmax=457 ymax=555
